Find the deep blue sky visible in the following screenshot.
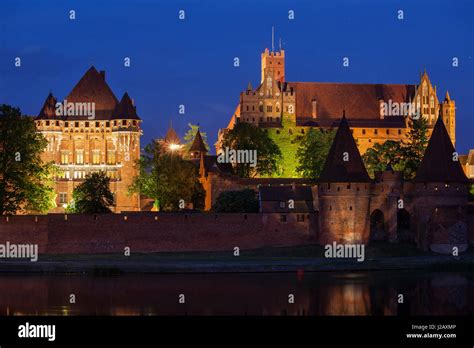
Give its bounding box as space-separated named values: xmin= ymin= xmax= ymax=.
xmin=1 ymin=0 xmax=473 ymax=154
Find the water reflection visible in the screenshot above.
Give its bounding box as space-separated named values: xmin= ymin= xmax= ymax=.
xmin=0 ymin=271 xmax=472 ymax=316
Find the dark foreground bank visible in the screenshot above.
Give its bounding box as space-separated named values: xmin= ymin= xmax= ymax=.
xmin=0 ymin=243 xmax=473 ymax=274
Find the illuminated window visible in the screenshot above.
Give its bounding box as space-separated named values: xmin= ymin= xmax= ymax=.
xmin=61 ymin=151 xmax=69 ymax=164
xmin=76 ymin=150 xmax=84 ymax=164
xmin=107 ymin=151 xmax=116 ymax=164
xmin=92 ymin=150 xmax=100 ymax=165
xmin=59 ymin=193 xmax=67 ymax=204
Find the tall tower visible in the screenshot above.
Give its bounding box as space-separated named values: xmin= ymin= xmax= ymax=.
xmin=439 ymin=91 xmax=456 ymax=146
xmin=318 ymin=113 xmax=372 ymax=245
xmin=261 ymin=48 xmax=285 ymax=85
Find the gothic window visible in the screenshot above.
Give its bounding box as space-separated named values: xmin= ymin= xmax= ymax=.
xmin=76 ymin=150 xmax=84 ymax=165
xmin=266 ymin=77 xmax=272 ymax=95
xmin=374 ymin=129 xmax=378 ymax=135
xmin=430 ymin=95 xmax=434 ymax=108
xmin=107 ymin=151 xmax=116 ymax=165
xmin=259 ymin=103 xmax=263 ymax=112
xmin=61 ymin=151 xmax=69 ymax=165
xmin=59 ymin=193 xmax=67 ymax=204
xmin=362 ymin=129 xmax=366 ymax=135
xmin=266 ymin=105 xmax=273 ymax=112
xmin=92 ymin=150 xmax=100 ymax=165
xmin=276 ymin=103 xmax=280 ymax=113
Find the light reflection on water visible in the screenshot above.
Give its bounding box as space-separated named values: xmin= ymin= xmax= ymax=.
xmin=0 ymin=271 xmax=473 ymax=316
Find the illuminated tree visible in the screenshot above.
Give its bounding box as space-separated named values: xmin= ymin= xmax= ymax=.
xmin=0 ymin=104 xmax=56 ymax=215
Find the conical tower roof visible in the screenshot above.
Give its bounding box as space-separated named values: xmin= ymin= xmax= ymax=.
xmin=318 ymin=113 xmax=371 ymax=183
xmin=113 ymin=92 xmax=140 ymax=120
xmin=414 ymin=116 xmax=468 ymax=183
xmin=37 ymin=92 xmax=57 ymax=119
xmin=164 ymin=126 xmax=180 ymax=144
xmin=189 ymin=129 xmax=208 ymax=153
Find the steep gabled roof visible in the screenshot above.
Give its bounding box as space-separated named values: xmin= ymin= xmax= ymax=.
xmin=318 ymin=114 xmax=371 ymax=183
xmin=113 ymin=92 xmax=140 ymax=120
xmin=414 ymin=116 xmax=468 ymax=183
xmin=37 ymin=92 xmax=57 ymax=119
xmin=285 ymin=82 xmax=416 ymax=120
xmin=189 ymin=130 xmax=208 ymax=153
xmin=65 ymin=66 xmax=118 ymax=111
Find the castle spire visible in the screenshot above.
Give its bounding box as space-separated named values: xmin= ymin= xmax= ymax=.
xmin=247 ymin=81 xmax=253 ymax=91
xmin=189 ymin=129 xmax=208 ymax=157
xmin=445 ymin=90 xmax=451 ymax=102
xmin=318 ymin=113 xmax=371 ymax=183
xmin=414 ymin=116 xmax=467 ymax=183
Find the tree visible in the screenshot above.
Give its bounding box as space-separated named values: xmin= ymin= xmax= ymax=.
xmin=362 ymin=118 xmax=430 ymax=179
xmin=296 ymin=128 xmax=336 ymax=179
xmin=401 ymin=117 xmax=430 ymax=179
xmin=212 ymin=189 xmax=259 ymax=213
xmin=129 ymin=141 xmax=205 ymax=211
xmin=183 ymin=123 xmax=209 ymax=154
xmin=71 ymin=171 xmax=114 ymax=214
xmin=362 ymin=140 xmax=405 ymax=178
xmin=219 ymin=122 xmax=281 ymax=178
xmin=0 ymin=104 xmax=56 ymax=215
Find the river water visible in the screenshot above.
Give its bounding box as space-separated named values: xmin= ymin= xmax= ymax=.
xmin=0 ymin=271 xmax=472 ymax=316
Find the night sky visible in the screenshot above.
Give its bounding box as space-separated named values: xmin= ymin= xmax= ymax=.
xmin=1 ymin=0 xmax=473 ymax=154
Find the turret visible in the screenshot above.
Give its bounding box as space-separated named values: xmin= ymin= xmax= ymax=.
xmin=317 ymin=112 xmax=372 ymax=245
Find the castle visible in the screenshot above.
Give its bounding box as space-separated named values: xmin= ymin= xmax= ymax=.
xmin=35 ymin=67 xmax=142 ymax=213
xmin=218 ymin=48 xmax=456 ymax=176
xmin=195 ymin=113 xmax=470 ymax=253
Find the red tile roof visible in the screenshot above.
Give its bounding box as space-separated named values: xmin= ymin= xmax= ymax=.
xmin=318 ymin=113 xmax=371 ymax=183
xmin=65 ymin=66 xmax=118 ymax=112
xmin=37 ymin=92 xmax=57 ymax=119
xmin=164 ymin=126 xmax=180 ymax=144
xmin=286 ymin=82 xmax=416 ymax=120
xmin=113 ymin=92 xmax=140 ymax=120
xmin=414 ymin=116 xmax=468 ymax=183
xmin=189 ymin=130 xmax=208 ymax=153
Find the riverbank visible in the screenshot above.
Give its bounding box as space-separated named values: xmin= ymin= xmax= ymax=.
xmin=0 ymin=243 xmax=473 ymax=274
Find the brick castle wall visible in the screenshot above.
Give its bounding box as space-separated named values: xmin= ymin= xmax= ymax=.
xmin=0 ymin=213 xmax=315 ymax=254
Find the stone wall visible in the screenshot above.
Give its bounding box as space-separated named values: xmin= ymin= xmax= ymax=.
xmin=0 ymin=213 xmax=315 ymax=254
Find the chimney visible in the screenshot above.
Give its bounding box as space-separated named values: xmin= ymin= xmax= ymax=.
xmin=311 ymin=99 xmax=317 ymax=118
xmin=100 ymin=70 xmax=106 ymax=80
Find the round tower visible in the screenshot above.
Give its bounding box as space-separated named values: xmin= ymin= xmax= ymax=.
xmin=317 ymin=113 xmax=372 ymax=245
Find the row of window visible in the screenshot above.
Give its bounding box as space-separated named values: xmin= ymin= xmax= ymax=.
xmin=357 ymin=129 xmax=402 ymax=135
xmin=58 ymin=170 xmax=119 ymax=180
xmin=244 ymin=117 xmax=280 ymax=123
xmin=279 ymin=214 xmax=307 ymax=222
xmin=60 ymin=150 xmax=117 ymax=165
xmin=59 ymin=192 xmax=116 ymax=204
xmin=40 ymin=120 xmax=139 ymax=128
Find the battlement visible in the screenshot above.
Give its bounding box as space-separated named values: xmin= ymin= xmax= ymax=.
xmin=262 ymin=48 xmax=285 ymax=57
